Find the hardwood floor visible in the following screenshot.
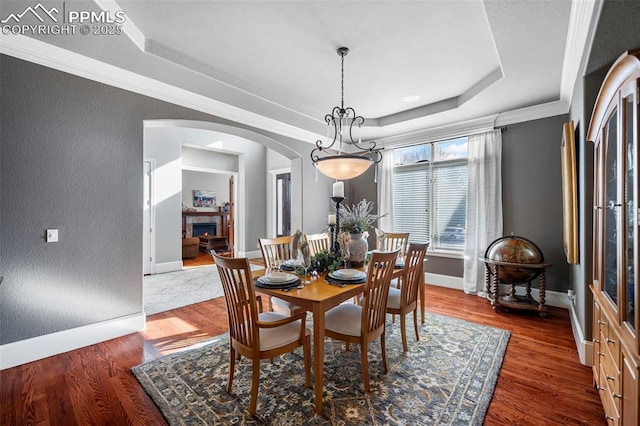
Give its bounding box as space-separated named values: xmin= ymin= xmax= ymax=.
xmin=0 ymin=285 xmax=605 ymax=425
xmin=182 ymin=251 xmax=216 ymax=268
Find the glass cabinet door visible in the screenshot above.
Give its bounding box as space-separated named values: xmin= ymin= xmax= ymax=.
xmin=604 ymin=109 xmax=619 ymax=306
xmin=624 ymin=91 xmax=637 ymax=330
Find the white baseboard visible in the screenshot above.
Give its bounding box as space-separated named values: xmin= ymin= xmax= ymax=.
xmin=154 ymin=261 xmax=183 ymax=274
xmin=425 ymin=273 xmax=464 ymax=290
xmin=568 ymin=302 xmax=593 ymax=367
xmin=0 ymin=313 xmax=146 ymax=370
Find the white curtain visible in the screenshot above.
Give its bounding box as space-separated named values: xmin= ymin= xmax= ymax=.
xmin=377 ymin=149 xmax=395 ymax=232
xmin=463 ymin=130 xmax=503 ymax=294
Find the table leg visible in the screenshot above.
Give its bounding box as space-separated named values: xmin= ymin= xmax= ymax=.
xmin=312 ymin=303 xmax=325 ymax=415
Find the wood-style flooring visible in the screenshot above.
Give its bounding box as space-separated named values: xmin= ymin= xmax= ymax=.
xmin=1 ymin=280 xmax=605 ymax=425
xmin=182 ymin=251 xmax=218 ymax=268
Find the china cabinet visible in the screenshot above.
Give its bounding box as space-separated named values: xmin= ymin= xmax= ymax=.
xmin=588 ymin=49 xmax=640 ymax=425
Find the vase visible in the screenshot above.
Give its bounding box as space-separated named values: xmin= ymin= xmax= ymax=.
xmin=347 ymin=233 xmax=368 ymax=268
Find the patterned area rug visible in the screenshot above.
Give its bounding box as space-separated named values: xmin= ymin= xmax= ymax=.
xmin=132 ymin=313 xmax=509 ymax=425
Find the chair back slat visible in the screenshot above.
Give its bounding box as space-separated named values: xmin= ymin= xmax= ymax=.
xmin=377 ymin=232 xmax=410 ymax=258
xmin=258 ymin=236 xmax=293 ymax=269
xmin=305 ymin=233 xmax=331 ymax=256
xmin=214 ymin=255 xmax=259 ymax=348
xmin=401 ymin=243 xmax=429 ymax=307
xmin=362 ymin=250 xmax=398 ymax=335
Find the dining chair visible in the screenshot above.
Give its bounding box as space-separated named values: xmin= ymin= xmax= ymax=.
xmin=386 ymin=242 xmax=428 ymax=351
xmin=212 ymin=253 xmax=311 ymax=415
xmin=324 ymin=250 xmax=398 ymax=392
xmin=376 ymin=232 xmax=410 ymax=258
xmin=304 ymin=233 xmax=331 ymax=256
xmin=258 ymin=236 xmax=304 ymax=316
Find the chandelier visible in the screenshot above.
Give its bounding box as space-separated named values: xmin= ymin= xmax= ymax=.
xmin=310 ymin=47 xmax=383 ymax=180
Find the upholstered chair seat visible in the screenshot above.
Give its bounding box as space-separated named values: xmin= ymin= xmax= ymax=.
xmin=325 ymin=304 xmax=362 ymax=336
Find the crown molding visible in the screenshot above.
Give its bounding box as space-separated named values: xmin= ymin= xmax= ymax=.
xmin=0 ymin=34 xmax=323 ymax=144
xmin=494 ymin=100 xmax=568 ymax=127
xmin=560 ymin=0 xmax=602 ymax=104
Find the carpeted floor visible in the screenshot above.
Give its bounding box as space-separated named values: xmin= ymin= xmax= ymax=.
xmin=143 ymin=264 xmax=264 ymax=315
xmin=132 ymin=312 xmax=510 ymax=425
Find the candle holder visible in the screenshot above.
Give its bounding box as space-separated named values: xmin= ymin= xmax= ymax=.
xmin=330 ymin=196 xmax=344 ymax=254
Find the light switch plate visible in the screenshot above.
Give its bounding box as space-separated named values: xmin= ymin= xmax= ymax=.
xmin=46 ymin=229 xmax=59 ymax=242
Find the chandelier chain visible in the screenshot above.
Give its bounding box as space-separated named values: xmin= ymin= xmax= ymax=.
xmin=341 ymin=51 xmax=345 ymax=110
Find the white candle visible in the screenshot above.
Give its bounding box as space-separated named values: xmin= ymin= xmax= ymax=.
xmin=333 ymin=181 xmax=344 ymax=198
xmin=328 ymin=214 xmax=336 ymax=225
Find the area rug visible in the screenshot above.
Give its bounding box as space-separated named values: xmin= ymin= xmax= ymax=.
xmin=132 ymin=313 xmax=510 ymax=425
xmin=144 ymin=264 xmax=264 ymax=315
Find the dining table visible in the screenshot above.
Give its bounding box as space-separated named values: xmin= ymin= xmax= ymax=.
xmin=252 ymin=264 xmax=419 ymax=415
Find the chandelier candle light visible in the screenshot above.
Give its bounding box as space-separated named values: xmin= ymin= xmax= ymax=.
xmin=330 ymin=181 xmax=344 ymax=254
xmin=311 ymin=47 xmax=383 ymax=181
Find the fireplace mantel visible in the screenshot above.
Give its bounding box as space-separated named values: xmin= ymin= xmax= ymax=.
xmin=182 ymin=211 xmax=231 ymax=254
xmin=182 ymin=211 xmax=229 ymax=217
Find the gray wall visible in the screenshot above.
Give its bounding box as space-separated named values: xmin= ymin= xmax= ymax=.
xmin=501 ymin=115 xmax=569 ymax=292
xmin=0 ymin=54 xmax=330 ymax=345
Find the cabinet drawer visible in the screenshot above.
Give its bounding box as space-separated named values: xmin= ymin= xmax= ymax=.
xmin=599 ymin=363 xmax=620 ymax=425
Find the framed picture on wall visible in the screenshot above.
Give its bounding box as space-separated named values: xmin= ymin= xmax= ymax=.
xmin=193 ymin=190 xmax=217 ymax=207
xmin=561 ymin=120 xmax=579 ymax=264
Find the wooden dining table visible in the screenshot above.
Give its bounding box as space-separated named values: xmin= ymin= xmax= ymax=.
xmin=252 ymin=265 xmax=414 ymax=415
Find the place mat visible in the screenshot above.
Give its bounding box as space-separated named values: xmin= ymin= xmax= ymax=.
xmin=325 ymin=275 xmax=366 ymax=285
xmin=279 ymin=264 xmax=297 ymax=272
xmin=254 ymin=278 xmax=301 ymax=290
xmin=330 ymin=269 xmax=366 ymax=280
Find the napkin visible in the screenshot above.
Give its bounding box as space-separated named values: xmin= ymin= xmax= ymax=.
xmin=291 ymin=229 xmax=302 ymax=254
xmin=299 ymin=240 xmax=310 ymax=266
xmin=375 ymin=228 xmax=387 ymax=250
xmin=337 ymin=232 xmax=350 ymax=260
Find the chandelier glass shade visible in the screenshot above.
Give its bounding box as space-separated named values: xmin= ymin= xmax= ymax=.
xmin=310 ymin=47 xmax=383 ymax=180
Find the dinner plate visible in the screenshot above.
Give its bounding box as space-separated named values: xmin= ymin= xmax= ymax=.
xmin=330 ymin=269 xmax=366 ymax=280
xmin=260 ymin=272 xmax=297 ymax=284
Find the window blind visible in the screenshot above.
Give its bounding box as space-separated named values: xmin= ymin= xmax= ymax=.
xmin=393 ymin=165 xmax=431 ymax=244
xmin=433 ymin=162 xmax=467 ymax=250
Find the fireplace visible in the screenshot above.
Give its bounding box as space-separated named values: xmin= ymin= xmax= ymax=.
xmin=192 ymin=222 xmax=217 ymax=237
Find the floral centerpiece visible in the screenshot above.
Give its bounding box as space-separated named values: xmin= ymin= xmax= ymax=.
xmin=337 ymin=199 xmax=386 ymax=267
xmin=338 ymin=199 xmax=386 ymax=235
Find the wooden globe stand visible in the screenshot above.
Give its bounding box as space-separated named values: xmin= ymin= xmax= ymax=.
xmin=480 ymin=258 xmax=552 ymax=317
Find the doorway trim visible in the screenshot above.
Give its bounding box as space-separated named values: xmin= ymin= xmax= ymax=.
xmin=269 ymin=167 xmax=291 ymax=237
xmin=143 ymin=158 xmax=157 ymax=275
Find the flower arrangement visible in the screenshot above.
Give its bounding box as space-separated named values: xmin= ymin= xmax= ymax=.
xmin=338 ymin=199 xmax=386 ymax=235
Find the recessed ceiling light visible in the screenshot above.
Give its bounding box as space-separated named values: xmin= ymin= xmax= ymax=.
xmin=403 ymin=95 xmax=420 ymax=103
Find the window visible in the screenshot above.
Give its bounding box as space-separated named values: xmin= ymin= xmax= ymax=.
xmin=393 ymin=137 xmax=468 ymax=252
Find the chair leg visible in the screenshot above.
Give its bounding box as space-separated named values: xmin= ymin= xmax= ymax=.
xmin=400 ymin=313 xmax=408 ymax=352
xmin=249 ymin=359 xmax=260 ymax=415
xmin=227 ymin=347 xmax=236 ymax=394
xmin=346 ymin=342 xmax=350 ymax=351
xmin=413 ymin=309 xmax=420 ymax=341
xmin=381 ymin=331 xmax=388 ymax=374
xmin=360 ymin=343 xmax=370 ymax=393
